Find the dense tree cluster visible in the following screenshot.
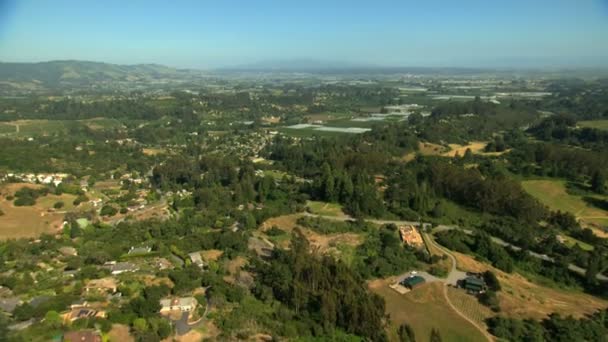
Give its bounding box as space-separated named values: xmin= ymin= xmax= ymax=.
xmin=252 ymin=229 xmax=388 ymax=341
xmin=488 ymin=309 xmax=608 ymax=342
xmin=427 ymin=160 xmax=547 ymax=222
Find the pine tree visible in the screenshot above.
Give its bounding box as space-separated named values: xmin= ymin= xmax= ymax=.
xmin=591 ymin=171 xmax=605 ymax=194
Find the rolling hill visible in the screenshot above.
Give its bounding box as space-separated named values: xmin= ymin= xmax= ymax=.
xmin=0 ymin=60 xmax=204 ymax=92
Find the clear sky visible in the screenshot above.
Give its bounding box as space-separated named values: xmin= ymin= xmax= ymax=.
xmin=0 ymin=0 xmax=607 ymax=69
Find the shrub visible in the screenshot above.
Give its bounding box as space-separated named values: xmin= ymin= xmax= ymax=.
xmin=14 ymin=196 xmax=36 ymax=206
xmin=100 ymin=205 xmax=118 ymax=217
xmin=53 ymin=201 xmax=65 ymax=209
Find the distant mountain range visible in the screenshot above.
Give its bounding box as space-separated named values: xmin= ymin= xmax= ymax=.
xmin=0 ymin=60 xmax=204 ymax=92
xmin=1 ymin=60 xmax=607 ymax=95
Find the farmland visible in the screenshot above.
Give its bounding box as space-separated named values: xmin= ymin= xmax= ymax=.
xmin=521 ymin=179 xmax=608 ymax=230
xmin=306 ymin=200 xmax=346 ymax=217
xmin=0 ymin=118 xmax=125 ymax=138
xmin=578 ymin=120 xmax=608 ymax=131
xmin=369 ymin=280 xmax=488 ymax=342
xmin=0 ymin=183 xmax=75 ymax=239
xmin=451 ymin=251 xmax=608 ymax=320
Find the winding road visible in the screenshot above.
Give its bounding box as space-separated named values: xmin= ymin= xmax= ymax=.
xmin=304 ymin=212 xmax=608 ymax=281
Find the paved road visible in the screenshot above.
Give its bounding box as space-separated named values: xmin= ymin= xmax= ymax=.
xmin=306 ymin=213 xmax=607 ymax=282
xmin=433 ymin=226 xmax=608 ymax=282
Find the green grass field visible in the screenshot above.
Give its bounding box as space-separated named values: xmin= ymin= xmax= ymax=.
xmin=521 ymin=179 xmax=608 ymax=229
xmin=278 ymin=127 xmax=347 ymax=138
xmin=578 ymin=120 xmax=608 ymax=131
xmin=306 ymin=201 xmax=345 ymax=217
xmin=558 ymin=234 xmax=594 ymax=251
xmin=0 ymin=120 xmax=71 ymax=137
xmin=0 ymin=118 xmax=125 ymax=138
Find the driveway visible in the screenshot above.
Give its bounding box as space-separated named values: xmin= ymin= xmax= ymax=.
xmin=174 ymin=312 xmax=190 ymax=336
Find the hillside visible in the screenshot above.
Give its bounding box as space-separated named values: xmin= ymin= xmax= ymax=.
xmin=0 ymin=60 xmax=203 ymax=92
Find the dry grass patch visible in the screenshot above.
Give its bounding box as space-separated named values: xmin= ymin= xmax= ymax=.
xmin=0 ymin=183 xmax=72 ymax=239
xmin=201 ymin=249 xmax=224 ymax=261
xmin=259 ymin=213 xmax=364 ymax=254
xmin=142 ymin=148 xmax=166 ymax=156
xmin=452 ymin=251 xmax=608 ymax=319
xmin=107 ymin=324 xmax=134 ymax=342
xmin=369 ymin=279 xmax=487 ymax=342
xmin=442 ymin=141 xmax=487 ymax=157
xmin=419 ymin=142 xmax=448 ymax=156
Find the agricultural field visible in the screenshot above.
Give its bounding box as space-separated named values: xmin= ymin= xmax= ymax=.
xmin=446 ymin=287 xmax=494 ymax=330
xmin=0 ymin=120 xmax=72 ymax=137
xmin=0 ymin=183 xmax=75 ymax=239
xmin=369 ymin=280 xmax=487 ymax=342
xmin=521 ymin=179 xmax=608 ymax=232
xmin=0 ymin=118 xmax=125 ymax=138
xmin=306 ymin=200 xmax=346 ymax=217
xmin=557 ymin=234 xmax=594 ymax=251
xmin=578 ymin=120 xmax=608 ymax=131
xmin=82 ymin=117 xmax=125 ymax=130
xmin=451 ymin=251 xmax=608 ymax=320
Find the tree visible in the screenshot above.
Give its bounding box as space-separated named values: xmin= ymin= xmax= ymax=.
xmin=43 ymin=310 xmax=62 ymax=329
xmin=482 ymin=271 xmax=501 ymax=292
xmin=398 ymin=323 xmax=416 ymax=342
xmin=591 ymin=171 xmax=605 ymax=194
xmin=100 ymin=205 xmax=118 ymax=217
xmin=132 ymin=317 xmax=148 ymax=335
xmin=430 ymin=328 xmax=442 ymax=342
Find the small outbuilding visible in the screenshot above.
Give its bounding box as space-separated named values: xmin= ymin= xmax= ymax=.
xmin=400 ymin=275 xmax=426 ymax=289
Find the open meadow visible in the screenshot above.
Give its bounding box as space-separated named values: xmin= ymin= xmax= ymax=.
xmin=578 ymin=120 xmax=608 ymax=131
xmin=0 ymin=183 xmax=75 ymax=239
xmin=369 ymin=280 xmax=488 ymax=342
xmin=522 ymin=179 xmax=608 ymax=234
xmin=451 ymin=251 xmax=608 ymax=320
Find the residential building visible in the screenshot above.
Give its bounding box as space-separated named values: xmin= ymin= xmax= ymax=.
xmin=159 ymin=297 xmax=198 ymax=313
xmin=0 ymin=297 xmax=21 ymax=315
xmin=103 ymin=261 xmax=138 ymax=275
xmin=463 ymin=276 xmax=486 ymax=294
xmin=84 ymin=278 xmax=118 ymax=294
xmin=188 ymin=252 xmax=204 ymax=268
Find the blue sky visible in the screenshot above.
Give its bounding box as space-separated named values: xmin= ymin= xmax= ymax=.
xmin=0 ymin=0 xmax=607 ymax=68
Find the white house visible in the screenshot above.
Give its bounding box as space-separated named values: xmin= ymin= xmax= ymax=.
xmin=159 ymin=297 xmax=198 ymax=313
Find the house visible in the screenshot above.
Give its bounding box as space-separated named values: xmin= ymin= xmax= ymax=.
xmin=188 ymin=252 xmax=204 ymax=268
xmin=84 ymin=277 xmax=118 ymax=294
xmin=128 ymin=246 xmax=152 ymax=255
xmin=58 ymin=246 xmax=78 ymax=257
xmin=0 ymin=297 xmax=21 ymax=315
xmin=398 ymin=225 xmax=424 ymax=248
xmin=103 ymin=261 xmax=138 ymax=275
xmin=63 ymin=306 xmax=106 ymax=323
xmin=462 ymin=276 xmax=486 ymax=294
xmin=159 ymin=297 xmax=198 ymax=313
xmin=400 ymin=275 xmax=426 ymax=290
xmin=63 ymin=330 xmax=102 ymax=342
xmin=155 ymin=257 xmax=173 ymax=270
